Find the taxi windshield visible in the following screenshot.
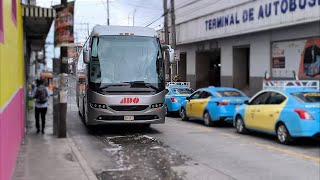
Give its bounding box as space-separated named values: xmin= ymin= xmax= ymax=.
xmin=216 ymin=91 xmax=244 ymax=97
xmin=291 ymin=92 xmax=320 ymax=103
xmin=172 ymin=88 xmax=193 ymax=95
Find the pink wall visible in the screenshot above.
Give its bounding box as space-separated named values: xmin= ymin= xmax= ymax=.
xmin=0 ymin=88 xmax=24 ymax=180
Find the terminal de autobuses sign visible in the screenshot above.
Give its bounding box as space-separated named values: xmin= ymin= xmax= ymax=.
xmin=177 ymin=0 xmax=320 ymax=44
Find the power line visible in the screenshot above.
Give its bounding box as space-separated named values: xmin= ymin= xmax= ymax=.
xmin=175 ymin=0 xmax=224 ymax=17
xmin=175 ymin=0 xmax=205 ymax=10
xmin=145 ymin=15 xmax=164 ymax=27
xmin=141 ymin=9 xmax=169 ymax=27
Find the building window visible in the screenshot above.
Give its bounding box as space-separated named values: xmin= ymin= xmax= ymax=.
xmin=11 ymin=0 xmax=17 ymax=26
xmin=0 ymin=0 xmax=4 ymax=43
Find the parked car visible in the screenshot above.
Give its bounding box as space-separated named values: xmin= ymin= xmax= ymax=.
xmin=234 ymin=85 xmax=320 ymax=145
xmin=165 ymin=85 xmax=194 ymax=116
xmin=180 ymin=87 xmax=249 ymax=126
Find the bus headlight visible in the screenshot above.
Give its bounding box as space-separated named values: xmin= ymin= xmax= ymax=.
xmin=151 ymin=103 xmax=164 ymax=109
xmin=90 ymin=103 xmax=108 ymax=109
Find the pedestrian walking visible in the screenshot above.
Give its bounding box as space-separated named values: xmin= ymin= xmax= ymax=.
xmin=33 ymin=79 xmax=50 ymax=134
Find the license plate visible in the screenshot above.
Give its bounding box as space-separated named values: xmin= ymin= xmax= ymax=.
xmin=124 ymin=116 xmax=134 ymax=121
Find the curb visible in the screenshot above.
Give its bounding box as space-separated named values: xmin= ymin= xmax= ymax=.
xmin=66 ymin=133 xmax=99 ymax=180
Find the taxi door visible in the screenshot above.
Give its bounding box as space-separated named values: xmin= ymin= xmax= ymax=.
xmin=244 ymin=92 xmax=270 ymax=129
xmin=254 ymin=92 xmax=287 ymax=131
xmin=186 ymin=91 xmax=202 ymax=117
xmin=192 ymin=91 xmax=211 ymax=118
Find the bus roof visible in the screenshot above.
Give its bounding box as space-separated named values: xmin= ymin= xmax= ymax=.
xmin=91 ymin=25 xmax=158 ymax=37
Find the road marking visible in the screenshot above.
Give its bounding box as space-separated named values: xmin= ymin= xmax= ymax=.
xmin=220 ymin=133 xmax=240 ymax=139
xmin=170 ymin=119 xmax=213 ymax=132
xmin=191 ymin=125 xmax=213 ymax=132
xmin=171 ymin=118 xmax=320 ymax=164
xmin=253 ymin=142 xmax=320 ymax=163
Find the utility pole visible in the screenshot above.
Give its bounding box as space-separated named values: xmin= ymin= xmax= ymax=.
xmin=52 ymin=57 xmax=60 ymax=136
xmin=163 ymin=0 xmax=170 ymax=82
xmin=133 ymin=8 xmax=136 ymax=26
xmin=35 ymin=51 xmax=38 ymax=79
xmin=107 ymin=0 xmax=110 ymax=25
xmin=170 ymin=0 xmax=177 ymax=81
xmin=58 ymin=0 xmax=68 ymax=138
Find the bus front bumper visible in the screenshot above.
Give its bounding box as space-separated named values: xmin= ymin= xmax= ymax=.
xmin=86 ymin=106 xmax=166 ymax=125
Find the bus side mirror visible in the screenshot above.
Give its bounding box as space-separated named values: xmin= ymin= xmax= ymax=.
xmin=186 ymin=96 xmax=190 ymax=101
xmin=244 ymin=100 xmax=249 ymax=105
xmin=83 ymin=49 xmax=90 ymax=64
xmin=162 ymin=45 xmax=175 ymax=64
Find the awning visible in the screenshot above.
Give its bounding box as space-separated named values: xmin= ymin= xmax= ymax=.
xmin=22 ymin=5 xmax=55 ymax=51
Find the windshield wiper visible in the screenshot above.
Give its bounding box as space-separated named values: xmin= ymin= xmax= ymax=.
xmin=99 ymin=83 xmax=130 ymax=90
xmin=122 ymin=81 xmax=159 ymax=91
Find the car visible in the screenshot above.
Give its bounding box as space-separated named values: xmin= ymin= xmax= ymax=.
xmin=165 ymin=84 xmax=194 ymax=116
xmin=180 ymin=86 xmax=249 ymax=126
xmin=234 ymin=80 xmax=320 ymax=145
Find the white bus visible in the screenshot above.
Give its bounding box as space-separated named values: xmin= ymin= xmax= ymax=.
xmin=76 ymin=25 xmax=174 ymax=128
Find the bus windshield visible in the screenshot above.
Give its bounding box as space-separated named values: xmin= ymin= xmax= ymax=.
xmin=89 ymin=35 xmax=164 ymax=92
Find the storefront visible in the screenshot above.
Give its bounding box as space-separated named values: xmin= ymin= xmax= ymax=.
xmin=175 ymin=0 xmax=320 ymax=96
xmin=0 ymin=1 xmax=24 ymax=180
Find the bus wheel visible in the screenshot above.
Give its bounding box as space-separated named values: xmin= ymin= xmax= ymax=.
xmin=141 ymin=124 xmax=151 ymax=131
xmin=81 ymin=100 xmax=88 ymax=125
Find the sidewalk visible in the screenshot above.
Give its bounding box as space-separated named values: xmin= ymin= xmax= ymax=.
xmin=13 ymin=98 xmax=97 ymax=180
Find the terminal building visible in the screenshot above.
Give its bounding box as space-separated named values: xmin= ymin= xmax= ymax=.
xmin=174 ymin=0 xmax=320 ymax=96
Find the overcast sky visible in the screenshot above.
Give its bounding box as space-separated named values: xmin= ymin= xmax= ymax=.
xmin=36 ymin=0 xmax=164 ymax=69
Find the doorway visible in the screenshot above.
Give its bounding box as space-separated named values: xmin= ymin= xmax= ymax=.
xmin=196 ymin=49 xmax=221 ymax=89
xmin=233 ymin=47 xmax=250 ymax=94
xmin=177 ymin=53 xmax=187 ymax=81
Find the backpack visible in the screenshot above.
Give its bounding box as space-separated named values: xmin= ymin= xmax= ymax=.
xmin=35 ymin=85 xmax=48 ymax=104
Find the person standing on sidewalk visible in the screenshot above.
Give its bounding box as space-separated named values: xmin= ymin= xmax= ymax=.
xmin=33 ymin=79 xmax=50 ymax=134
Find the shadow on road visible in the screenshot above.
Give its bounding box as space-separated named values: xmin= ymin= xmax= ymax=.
xmin=245 ymin=131 xmax=320 ymax=148
xmin=85 ymin=124 xmax=163 ymax=137
xmin=173 ymin=118 xmax=234 ymax=128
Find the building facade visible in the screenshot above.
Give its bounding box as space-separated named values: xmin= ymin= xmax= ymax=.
xmin=0 ymin=0 xmax=24 ymax=180
xmin=175 ymin=0 xmax=320 ymax=96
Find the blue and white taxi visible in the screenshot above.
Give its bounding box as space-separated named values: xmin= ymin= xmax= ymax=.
xmin=180 ymin=86 xmax=249 ymax=126
xmin=234 ymin=80 xmax=320 ymax=145
xmin=165 ymin=82 xmax=194 ymax=116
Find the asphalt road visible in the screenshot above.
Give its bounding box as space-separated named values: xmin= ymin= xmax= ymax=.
xmin=67 ymin=78 xmax=320 ymax=180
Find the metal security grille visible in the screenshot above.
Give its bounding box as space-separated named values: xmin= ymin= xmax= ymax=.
xmin=109 ymin=105 xmax=149 ymax=111
xmin=98 ymin=115 xmax=159 ymax=121
xmin=22 ymin=5 xmax=55 ymax=18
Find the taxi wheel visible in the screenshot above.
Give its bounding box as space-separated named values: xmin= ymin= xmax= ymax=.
xmin=165 ymin=105 xmax=171 ymax=117
xmin=276 ymin=124 xmax=293 ymax=145
xmin=235 ymin=116 xmax=248 ymax=134
xmin=203 ymin=111 xmax=213 ymax=127
xmin=180 ymin=108 xmax=189 ymax=121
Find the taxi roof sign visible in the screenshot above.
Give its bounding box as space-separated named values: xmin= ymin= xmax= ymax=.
xmin=166 ymin=82 xmax=190 ymax=87
xmin=263 ymin=80 xmax=319 ymax=90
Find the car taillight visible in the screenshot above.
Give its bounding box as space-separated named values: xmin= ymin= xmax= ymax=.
xmin=294 ymin=109 xmax=314 ymax=120
xmin=170 ymin=97 xmax=178 ymax=102
xmin=217 ymin=101 xmax=229 ymax=106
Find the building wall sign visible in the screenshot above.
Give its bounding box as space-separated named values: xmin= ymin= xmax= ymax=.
xmin=177 ymin=0 xmax=320 ymax=44
xmin=272 ymin=37 xmax=320 ymax=79
xmin=54 ymin=1 xmax=74 ymax=46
